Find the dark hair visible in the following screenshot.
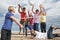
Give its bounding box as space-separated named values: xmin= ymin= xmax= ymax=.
xmin=36 ymin=9 xmax=39 ymax=12
xmin=23 ymin=7 xmax=26 ymax=10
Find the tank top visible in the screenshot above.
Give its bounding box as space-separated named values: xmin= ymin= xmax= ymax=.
xmin=40 ymin=15 xmax=46 ymax=22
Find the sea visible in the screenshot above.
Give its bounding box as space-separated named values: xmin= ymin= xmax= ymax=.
xmin=0 ymin=15 xmax=60 ymax=32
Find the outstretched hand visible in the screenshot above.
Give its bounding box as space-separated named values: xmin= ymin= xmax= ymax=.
xmin=19 ymin=24 xmax=24 ymax=28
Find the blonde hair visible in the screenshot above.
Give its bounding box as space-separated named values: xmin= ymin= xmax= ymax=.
xmin=8 ymin=6 xmax=15 ymax=12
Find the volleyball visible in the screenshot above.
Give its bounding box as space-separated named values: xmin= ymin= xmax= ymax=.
xmin=29 ymin=1 xmax=34 ymax=5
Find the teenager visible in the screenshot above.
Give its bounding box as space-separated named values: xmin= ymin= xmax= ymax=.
xmin=29 ymin=4 xmax=40 ymax=37
xmin=28 ymin=10 xmax=34 ymax=37
xmin=30 ymin=4 xmax=40 ymax=32
xmin=47 ymin=25 xmax=60 ymax=39
xmin=39 ymin=4 xmax=46 ymax=33
xmin=18 ymin=4 xmax=28 ymax=35
xmin=1 ymin=6 xmax=24 ymax=40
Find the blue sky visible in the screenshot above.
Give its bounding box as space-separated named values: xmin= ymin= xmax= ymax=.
xmin=0 ymin=0 xmax=60 ymax=31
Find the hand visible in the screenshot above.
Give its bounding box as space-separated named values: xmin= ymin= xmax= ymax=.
xmin=39 ymin=4 xmax=44 ymax=9
xmin=19 ymin=24 xmax=24 ymax=28
xmin=18 ymin=4 xmax=21 ymax=8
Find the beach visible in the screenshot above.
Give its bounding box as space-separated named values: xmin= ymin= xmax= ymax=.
xmin=0 ymin=34 xmax=60 ymax=40
xmin=0 ymin=31 xmax=60 ymax=40
xmin=11 ymin=35 xmax=60 ymax=40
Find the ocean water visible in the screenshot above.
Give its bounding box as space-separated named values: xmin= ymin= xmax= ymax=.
xmin=0 ymin=16 xmax=60 ymax=32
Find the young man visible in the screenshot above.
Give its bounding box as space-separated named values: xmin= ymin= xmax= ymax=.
xmin=30 ymin=4 xmax=40 ymax=32
xmin=47 ymin=25 xmax=60 ymax=39
xmin=1 ymin=6 xmax=24 ymax=40
xmin=18 ymin=4 xmax=28 ymax=36
xmin=39 ymin=4 xmax=46 ymax=33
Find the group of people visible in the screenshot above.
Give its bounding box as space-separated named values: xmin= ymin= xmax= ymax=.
xmin=1 ymin=3 xmax=60 ymax=40
xmin=18 ymin=4 xmax=46 ymax=36
xmin=1 ymin=3 xmax=46 ymax=40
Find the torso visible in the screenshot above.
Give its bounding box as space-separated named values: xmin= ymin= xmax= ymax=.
xmin=40 ymin=15 xmax=46 ymax=23
xmin=2 ymin=12 xmax=14 ymax=30
xmin=29 ymin=14 xmax=34 ymax=25
xmin=20 ymin=12 xmax=27 ymax=22
xmin=33 ymin=13 xmax=40 ymax=23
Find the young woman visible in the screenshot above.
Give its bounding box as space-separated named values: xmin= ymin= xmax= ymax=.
xmin=1 ymin=6 xmax=24 ymax=40
xmin=40 ymin=4 xmax=47 ymax=33
xmin=29 ymin=4 xmax=40 ymax=37
xmin=30 ymin=4 xmax=40 ymax=32
xmin=18 ymin=4 xmax=28 ymax=35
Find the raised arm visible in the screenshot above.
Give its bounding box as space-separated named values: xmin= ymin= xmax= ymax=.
xmin=43 ymin=7 xmax=46 ymax=16
xmin=18 ymin=4 xmax=22 ymax=13
xmin=29 ymin=4 xmax=35 ymax=13
xmin=39 ymin=4 xmax=43 ymax=15
xmin=10 ymin=16 xmax=24 ymax=28
xmin=39 ymin=4 xmax=46 ymax=15
xmin=28 ymin=10 xmax=30 ymax=15
xmin=54 ymin=27 xmax=60 ymax=30
xmin=32 ymin=5 xmax=34 ymax=13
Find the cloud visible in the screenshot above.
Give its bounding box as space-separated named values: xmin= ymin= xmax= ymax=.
xmin=0 ymin=0 xmax=60 ymax=17
xmin=0 ymin=0 xmax=60 ymax=31
xmin=52 ymin=0 xmax=60 ymax=3
xmin=44 ymin=0 xmax=60 ymax=17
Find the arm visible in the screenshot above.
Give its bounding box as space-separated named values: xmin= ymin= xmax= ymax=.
xmin=43 ymin=7 xmax=46 ymax=16
xmin=29 ymin=4 xmax=35 ymax=13
xmin=56 ymin=28 xmax=60 ymax=29
xmin=10 ymin=16 xmax=24 ymax=28
xmin=28 ymin=10 xmax=30 ymax=15
xmin=28 ymin=10 xmax=33 ymax=18
xmin=32 ymin=5 xmax=34 ymax=13
xmin=39 ymin=4 xmax=42 ymax=15
xmin=39 ymin=4 xmax=46 ymax=15
xmin=18 ymin=4 xmax=22 ymax=13
xmin=40 ymin=8 xmax=42 ymax=15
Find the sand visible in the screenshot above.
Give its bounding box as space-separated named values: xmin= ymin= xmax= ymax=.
xmin=0 ymin=34 xmax=60 ymax=40
xmin=11 ymin=35 xmax=60 ymax=40
xmin=0 ymin=31 xmax=60 ymax=40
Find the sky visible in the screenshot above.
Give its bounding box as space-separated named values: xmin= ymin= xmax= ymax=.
xmin=0 ymin=0 xmax=60 ymax=16
xmin=0 ymin=0 xmax=60 ymax=31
